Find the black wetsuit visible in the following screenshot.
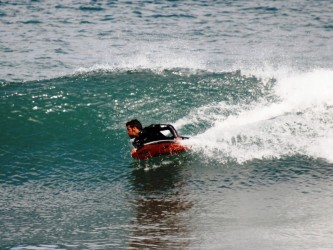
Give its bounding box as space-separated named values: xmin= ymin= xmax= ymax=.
xmin=132 ymin=124 xmax=178 ymax=149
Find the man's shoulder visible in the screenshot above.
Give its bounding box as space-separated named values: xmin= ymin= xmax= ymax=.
xmin=145 ymin=124 xmax=160 ymax=128
xmin=143 ymin=124 xmax=160 ymax=132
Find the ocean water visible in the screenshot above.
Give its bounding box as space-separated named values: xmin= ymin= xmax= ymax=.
xmin=1 ymin=0 xmax=333 ymax=249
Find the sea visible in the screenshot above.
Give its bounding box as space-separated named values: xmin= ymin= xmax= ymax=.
xmin=1 ymin=0 xmax=333 ymax=249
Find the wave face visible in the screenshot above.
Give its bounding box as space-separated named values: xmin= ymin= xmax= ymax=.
xmin=2 ymin=68 xmax=333 ymax=173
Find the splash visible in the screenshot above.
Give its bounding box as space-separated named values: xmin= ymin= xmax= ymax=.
xmin=74 ymin=41 xmax=209 ymax=76
xmin=178 ymin=69 xmax=333 ymax=163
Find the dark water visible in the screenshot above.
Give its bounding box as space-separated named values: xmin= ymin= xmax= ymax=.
xmin=1 ymin=1 xmax=333 ymax=249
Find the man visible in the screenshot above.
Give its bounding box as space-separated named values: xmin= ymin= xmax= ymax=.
xmin=126 ymin=119 xmax=179 ymax=149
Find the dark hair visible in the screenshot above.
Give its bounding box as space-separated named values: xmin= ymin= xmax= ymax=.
xmin=126 ymin=119 xmax=142 ymax=131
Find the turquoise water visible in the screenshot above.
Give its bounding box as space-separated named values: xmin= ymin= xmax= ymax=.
xmin=1 ymin=1 xmax=333 ymax=249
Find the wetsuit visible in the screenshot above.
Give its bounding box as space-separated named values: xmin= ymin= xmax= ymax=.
xmin=132 ymin=124 xmax=178 ymax=149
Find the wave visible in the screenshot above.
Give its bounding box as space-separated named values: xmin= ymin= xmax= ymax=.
xmin=2 ymin=66 xmax=332 ymax=165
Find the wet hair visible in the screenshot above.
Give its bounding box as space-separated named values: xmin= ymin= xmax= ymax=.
xmin=126 ymin=119 xmax=142 ymax=131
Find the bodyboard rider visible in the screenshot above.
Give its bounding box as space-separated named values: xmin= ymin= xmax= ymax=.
xmin=126 ymin=119 xmax=189 ymax=159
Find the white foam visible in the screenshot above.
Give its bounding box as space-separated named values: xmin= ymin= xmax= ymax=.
xmin=275 ymin=69 xmax=333 ymax=108
xmin=179 ymin=69 xmax=333 ymax=163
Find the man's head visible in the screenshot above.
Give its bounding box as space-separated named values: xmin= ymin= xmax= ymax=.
xmin=126 ymin=119 xmax=142 ymax=138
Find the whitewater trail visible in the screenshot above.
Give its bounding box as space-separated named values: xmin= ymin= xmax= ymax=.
xmin=176 ymin=69 xmax=333 ymax=163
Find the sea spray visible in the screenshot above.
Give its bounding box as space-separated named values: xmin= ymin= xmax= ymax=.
xmin=177 ymin=69 xmax=333 ymax=163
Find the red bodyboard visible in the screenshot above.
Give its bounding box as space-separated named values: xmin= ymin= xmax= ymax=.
xmin=131 ymin=140 xmax=189 ymax=160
